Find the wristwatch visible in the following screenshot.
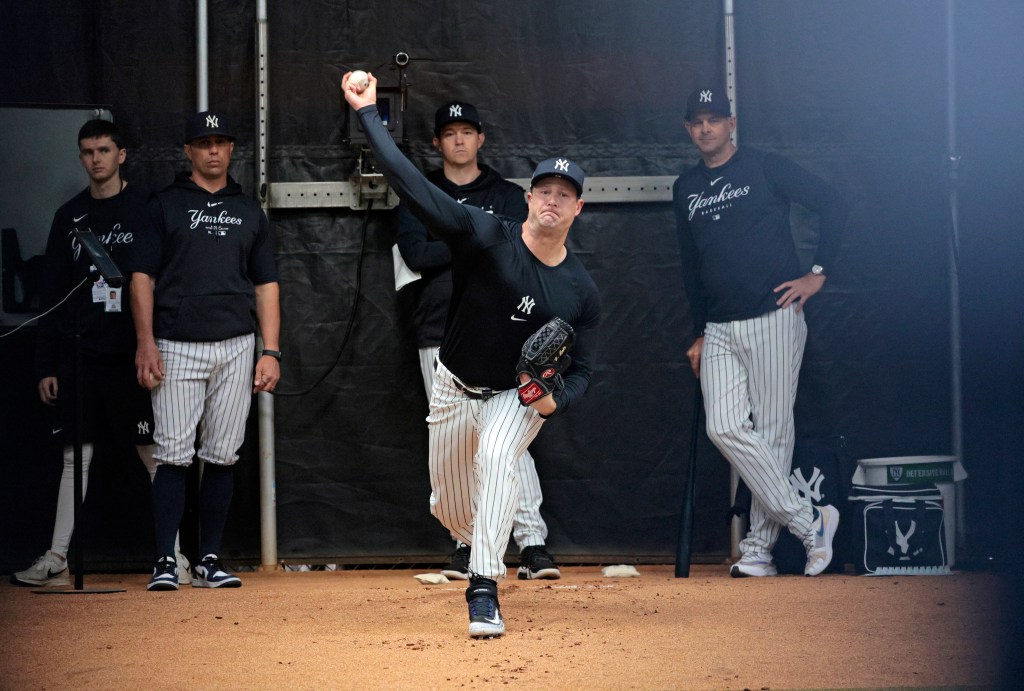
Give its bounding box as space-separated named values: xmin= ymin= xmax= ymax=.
xmin=262 ymin=349 xmax=282 ymax=361
xmin=810 ymin=264 xmax=825 ymax=277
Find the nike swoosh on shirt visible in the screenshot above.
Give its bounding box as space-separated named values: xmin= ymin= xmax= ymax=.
xmin=73 ymin=214 xmax=88 ymax=222
xmin=510 ymin=316 xmax=526 ymax=322
xmin=207 ymin=201 xmax=224 ymax=207
xmin=709 ymin=177 xmax=723 ymax=186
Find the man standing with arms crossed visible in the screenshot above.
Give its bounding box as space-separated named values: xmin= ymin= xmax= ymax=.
xmin=344 ymin=73 xmax=600 ymax=638
xmin=129 ymin=111 xmax=281 ymax=591
xmin=673 ymin=86 xmax=848 ymax=578
xmin=396 ymin=100 xmax=560 ymax=582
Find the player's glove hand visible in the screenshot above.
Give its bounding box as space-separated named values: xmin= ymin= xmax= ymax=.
xmin=515 ymin=317 xmax=575 ymax=406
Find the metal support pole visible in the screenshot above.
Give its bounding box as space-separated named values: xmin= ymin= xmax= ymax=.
xmin=196 ymin=0 xmax=208 ymax=111
xmin=723 ymin=0 xmax=743 ymax=562
xmin=255 ymin=0 xmax=279 ymax=570
xmin=944 ymin=0 xmax=967 ymax=551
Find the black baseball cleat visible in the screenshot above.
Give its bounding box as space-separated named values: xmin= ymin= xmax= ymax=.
xmin=466 ymin=576 xmax=504 ymax=638
xmin=517 ymin=545 xmax=561 ymax=580
xmin=441 ymin=544 xmax=470 ymax=581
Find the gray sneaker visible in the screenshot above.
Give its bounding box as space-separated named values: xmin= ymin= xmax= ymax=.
xmin=10 ymin=551 xmax=70 ymax=587
xmin=805 ymin=504 xmax=840 ymax=576
xmin=175 ymin=551 xmax=191 ymax=584
xmin=730 ymin=558 xmax=778 ymax=578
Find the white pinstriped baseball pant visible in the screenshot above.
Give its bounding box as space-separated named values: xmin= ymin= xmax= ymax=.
xmin=419 ymin=347 xmax=549 ymax=549
xmin=700 ymin=305 xmax=815 ymax=557
xmin=427 ymin=358 xmax=545 ymax=580
xmin=152 ymin=334 xmax=254 ymax=467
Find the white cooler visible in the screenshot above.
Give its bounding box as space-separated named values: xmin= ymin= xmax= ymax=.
xmin=852 ymin=455 xmax=967 ymax=567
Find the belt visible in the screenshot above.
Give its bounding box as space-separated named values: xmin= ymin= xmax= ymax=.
xmin=451 ymin=376 xmax=498 ymax=401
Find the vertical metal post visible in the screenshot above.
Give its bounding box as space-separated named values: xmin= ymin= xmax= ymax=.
xmin=944 ymin=0 xmax=966 ymax=550
xmin=196 ymin=0 xmax=209 ymax=111
xmin=255 ymin=0 xmax=279 ymax=570
xmin=723 ymin=0 xmax=742 ymax=562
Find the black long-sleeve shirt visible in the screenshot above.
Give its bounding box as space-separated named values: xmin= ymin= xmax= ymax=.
xmin=34 ymin=185 xmax=152 ymax=380
xmin=396 ymin=165 xmax=529 ymax=347
xmin=358 ymin=105 xmax=600 ymax=415
xmin=672 ymin=147 xmax=848 ymax=341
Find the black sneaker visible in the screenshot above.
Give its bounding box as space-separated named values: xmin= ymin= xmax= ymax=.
xmin=192 ymin=554 xmax=242 ymax=588
xmin=517 ymin=545 xmax=561 ymax=580
xmin=147 ymin=556 xmax=179 ymax=591
xmin=441 ymin=544 xmax=470 ymax=581
xmin=466 ymin=577 xmax=504 ymax=638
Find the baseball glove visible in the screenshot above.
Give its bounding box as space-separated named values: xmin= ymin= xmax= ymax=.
xmin=516 ymin=317 xmax=575 ymax=406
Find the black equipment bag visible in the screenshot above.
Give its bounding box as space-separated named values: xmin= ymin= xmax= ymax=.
xmin=848 ymin=484 xmax=947 ymax=575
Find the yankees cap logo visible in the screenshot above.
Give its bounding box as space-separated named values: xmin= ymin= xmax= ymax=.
xmin=554 ymin=159 xmax=570 ymax=173
xmin=449 ymin=105 xmax=462 ymax=118
xmin=700 ymin=90 xmax=713 ymax=103
xmin=206 ymin=114 xmax=219 ymax=128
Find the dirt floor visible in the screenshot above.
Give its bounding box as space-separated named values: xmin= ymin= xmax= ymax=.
xmin=0 ymin=564 xmax=1012 ymax=689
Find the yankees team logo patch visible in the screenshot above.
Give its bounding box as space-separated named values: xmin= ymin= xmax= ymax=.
xmin=511 ymin=296 xmax=535 ymax=321
xmin=206 ymin=114 xmax=219 ymax=128
xmin=699 ymin=90 xmax=713 ymax=103
xmin=449 ymin=105 xmax=462 ymax=118
xmin=554 ymin=159 xmax=570 ymax=173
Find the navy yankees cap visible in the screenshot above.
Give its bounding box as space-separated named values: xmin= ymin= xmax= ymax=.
xmin=185 ymin=110 xmax=235 ymax=144
xmin=433 ymin=101 xmax=482 ymax=137
xmin=530 ymin=157 xmax=585 ymax=197
xmin=684 ymin=87 xmax=732 ymax=121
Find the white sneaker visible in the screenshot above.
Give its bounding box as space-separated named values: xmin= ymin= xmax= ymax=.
xmin=730 ymin=558 xmax=778 ymax=578
xmin=175 ymin=551 xmax=191 ymax=584
xmin=10 ymin=550 xmax=70 ymax=587
xmin=805 ymin=504 xmax=840 ymax=576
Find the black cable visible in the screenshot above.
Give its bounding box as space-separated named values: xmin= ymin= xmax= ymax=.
xmin=273 ymin=199 xmax=373 ymax=397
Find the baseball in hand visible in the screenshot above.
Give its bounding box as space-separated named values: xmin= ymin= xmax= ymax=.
xmin=349 ymin=70 xmax=370 ymax=93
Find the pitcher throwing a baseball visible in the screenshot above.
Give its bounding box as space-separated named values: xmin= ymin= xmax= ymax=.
xmin=342 ymin=71 xmax=600 ymax=638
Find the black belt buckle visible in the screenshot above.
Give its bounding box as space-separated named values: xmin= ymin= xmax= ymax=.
xmin=454 ymin=378 xmax=495 ymax=401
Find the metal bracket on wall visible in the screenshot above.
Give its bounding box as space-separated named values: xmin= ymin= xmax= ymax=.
xmin=510 ymin=176 xmax=677 ymax=204
xmin=267 ymin=179 xmax=400 ymax=210
xmin=266 ymin=175 xmax=677 ymax=210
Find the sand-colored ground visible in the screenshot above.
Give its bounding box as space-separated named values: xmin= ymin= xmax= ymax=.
xmin=0 ymin=564 xmax=1009 ymax=689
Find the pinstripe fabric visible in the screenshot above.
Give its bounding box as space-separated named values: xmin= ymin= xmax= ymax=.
xmin=427 ymin=359 xmax=545 ymax=579
xmin=419 ymin=347 xmax=549 ymax=548
xmin=152 ymin=334 xmax=255 ymax=466
xmin=701 ymin=306 xmax=815 ymax=555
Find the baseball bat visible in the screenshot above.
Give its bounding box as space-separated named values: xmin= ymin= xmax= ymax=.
xmin=675 ymin=385 xmax=703 ymax=577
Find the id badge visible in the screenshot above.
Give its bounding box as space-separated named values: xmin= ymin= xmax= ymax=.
xmin=105 ymin=286 xmax=122 ymax=312
xmin=91 ymin=270 xmax=107 ymax=303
